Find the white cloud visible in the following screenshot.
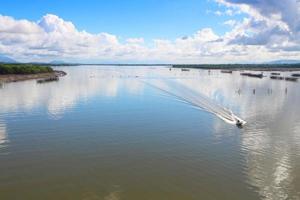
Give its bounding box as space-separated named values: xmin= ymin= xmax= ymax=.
xmin=212 ymin=9 xmax=240 ymax=16
xmin=216 ymin=0 xmax=300 ymax=51
xmin=223 ymin=20 xmax=238 ymax=27
xmin=126 ymin=38 xmax=144 ymax=44
xmin=0 ymin=11 xmax=300 ymax=63
xmin=225 ymin=9 xmax=234 ymax=16
xmin=214 ymin=10 xmax=223 ymax=16
xmin=0 ymin=15 xmax=42 ymax=34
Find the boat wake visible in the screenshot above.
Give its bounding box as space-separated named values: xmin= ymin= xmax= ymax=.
xmin=143 ymin=79 xmax=246 ymax=127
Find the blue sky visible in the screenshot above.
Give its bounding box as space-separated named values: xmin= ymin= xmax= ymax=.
xmin=0 ymin=0 xmax=237 ymax=41
xmin=0 ymin=0 xmax=299 ymax=63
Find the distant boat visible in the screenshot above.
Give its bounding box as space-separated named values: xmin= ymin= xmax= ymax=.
xmin=221 ymin=70 xmax=232 ymax=74
xmin=270 ymin=76 xmax=284 ymax=80
xmin=37 ymin=76 xmax=59 ymax=83
xmin=285 ymin=77 xmax=298 ymax=82
xmin=271 ymin=72 xmax=281 ymax=75
xmin=291 ymin=73 xmax=300 ymax=77
xmin=240 ymin=72 xmax=263 ymax=78
xmin=181 ymin=68 xmax=190 ymax=72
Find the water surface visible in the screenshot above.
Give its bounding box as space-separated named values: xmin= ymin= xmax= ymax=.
xmin=0 ymin=66 xmax=299 ymax=200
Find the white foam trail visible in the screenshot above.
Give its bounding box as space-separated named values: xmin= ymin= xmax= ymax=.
xmin=101 ymin=67 xmax=246 ymax=126
xmin=144 ymin=79 xmax=246 ymax=126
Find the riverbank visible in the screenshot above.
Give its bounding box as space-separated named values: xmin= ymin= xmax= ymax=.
xmin=172 ymin=64 xmax=300 ymax=71
xmin=0 ymin=70 xmax=66 ymax=83
xmin=0 ymin=64 xmax=66 ymax=83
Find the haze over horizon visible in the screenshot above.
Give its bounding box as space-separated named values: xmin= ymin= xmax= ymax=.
xmin=0 ymin=0 xmax=300 ymax=64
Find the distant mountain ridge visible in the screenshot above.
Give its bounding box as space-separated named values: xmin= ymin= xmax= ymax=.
xmin=1 ymin=56 xmax=300 ymax=65
xmin=49 ymin=60 xmax=66 ymax=64
xmin=0 ymin=55 xmax=17 ymax=63
xmin=268 ymin=60 xmax=300 ymax=64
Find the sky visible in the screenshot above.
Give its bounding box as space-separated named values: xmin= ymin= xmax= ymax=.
xmin=0 ymin=0 xmax=299 ymax=63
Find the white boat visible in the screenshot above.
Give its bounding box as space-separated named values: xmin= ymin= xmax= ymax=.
xmin=234 ymin=116 xmax=246 ymax=127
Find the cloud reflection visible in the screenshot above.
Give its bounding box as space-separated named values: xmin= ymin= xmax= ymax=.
xmin=141 ymin=68 xmax=300 ymax=199
xmin=0 ymin=66 xmax=146 ymax=119
xmin=180 ymin=70 xmax=300 ymax=200
xmin=0 ymin=120 xmax=8 ymax=150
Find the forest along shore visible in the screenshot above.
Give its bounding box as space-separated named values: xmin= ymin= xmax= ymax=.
xmin=0 ymin=64 xmax=66 ymax=83
xmin=172 ymin=64 xmax=300 ymax=71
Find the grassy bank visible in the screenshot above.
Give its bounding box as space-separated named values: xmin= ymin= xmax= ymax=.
xmin=0 ymin=64 xmax=54 ymax=75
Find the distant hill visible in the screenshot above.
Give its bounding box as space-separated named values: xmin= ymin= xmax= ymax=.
xmin=268 ymin=60 xmax=300 ymax=64
xmin=49 ymin=60 xmax=66 ymax=64
xmin=0 ymin=55 xmax=17 ymax=63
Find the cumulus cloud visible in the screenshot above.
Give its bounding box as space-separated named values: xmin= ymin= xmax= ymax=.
xmin=216 ymin=0 xmax=300 ymax=51
xmin=0 ymin=10 xmax=300 ymax=63
xmin=217 ymin=0 xmax=300 ymax=31
xmin=224 ymin=19 xmax=238 ymax=27
xmin=211 ymin=8 xmax=241 ymax=16
xmin=126 ymin=38 xmax=144 ymax=44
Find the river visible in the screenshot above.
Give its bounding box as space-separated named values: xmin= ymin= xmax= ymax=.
xmin=0 ymin=65 xmax=299 ymax=200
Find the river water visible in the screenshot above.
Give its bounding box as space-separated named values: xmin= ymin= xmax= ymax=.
xmin=0 ymin=66 xmax=299 ymax=200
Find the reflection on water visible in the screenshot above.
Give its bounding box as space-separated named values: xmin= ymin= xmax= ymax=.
xmin=0 ymin=66 xmax=299 ymax=199
xmin=0 ymin=67 xmax=138 ymax=118
xmin=0 ymin=121 xmax=8 ymax=150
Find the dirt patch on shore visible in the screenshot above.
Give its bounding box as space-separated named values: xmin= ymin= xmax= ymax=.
xmin=0 ymin=70 xmax=67 ymax=83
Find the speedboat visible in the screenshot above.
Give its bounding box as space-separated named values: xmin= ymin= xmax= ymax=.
xmin=236 ymin=120 xmax=244 ymax=128
xmin=229 ymin=111 xmax=246 ymax=128
xmin=235 ymin=117 xmax=246 ymax=128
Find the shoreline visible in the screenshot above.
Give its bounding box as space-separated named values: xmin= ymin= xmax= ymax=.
xmin=173 ymin=67 xmax=300 ymax=71
xmin=172 ymin=64 xmax=300 ymax=71
xmin=0 ymin=70 xmax=67 ymax=83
